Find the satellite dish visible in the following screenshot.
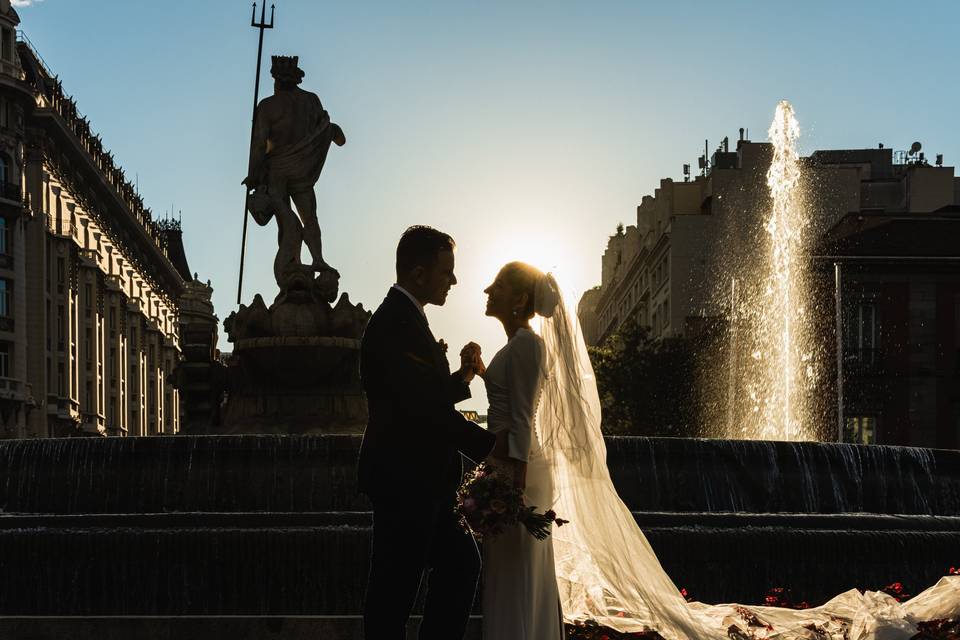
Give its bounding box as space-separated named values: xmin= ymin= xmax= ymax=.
xmin=910 ymin=141 xmax=922 ymax=155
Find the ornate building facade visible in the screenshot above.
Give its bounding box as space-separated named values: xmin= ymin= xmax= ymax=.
xmin=0 ymin=2 xmax=210 ymax=438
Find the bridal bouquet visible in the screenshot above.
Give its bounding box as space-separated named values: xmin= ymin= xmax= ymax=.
xmin=455 ymin=463 xmax=567 ymax=541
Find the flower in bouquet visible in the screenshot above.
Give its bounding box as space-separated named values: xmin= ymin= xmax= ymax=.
xmin=456 ymin=463 xmax=568 ymax=541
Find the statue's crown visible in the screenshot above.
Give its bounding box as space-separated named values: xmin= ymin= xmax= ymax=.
xmin=270 ymin=55 xmax=304 ymax=83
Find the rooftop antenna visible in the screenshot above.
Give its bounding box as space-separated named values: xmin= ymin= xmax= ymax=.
xmin=237 ymin=1 xmax=276 ymax=305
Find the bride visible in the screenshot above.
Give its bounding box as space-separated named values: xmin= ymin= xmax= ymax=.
xmin=474 ymin=260 xmax=959 ymax=640
xmin=478 ymin=261 xmax=565 ymax=640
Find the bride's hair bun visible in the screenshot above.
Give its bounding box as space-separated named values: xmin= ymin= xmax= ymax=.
xmin=534 ymin=273 xmax=560 ymax=319
xmin=500 ymin=261 xmax=561 ymax=320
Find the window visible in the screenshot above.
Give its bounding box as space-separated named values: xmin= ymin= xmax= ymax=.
xmin=955 ymin=296 xmax=960 ymax=376
xmin=0 ymin=341 xmax=9 ymax=377
xmin=844 ymin=416 xmax=878 ymax=444
xmin=57 ymin=305 xmax=65 ymax=346
xmin=0 ymin=28 xmax=12 ymax=63
xmin=0 ymin=278 xmax=9 ymax=317
xmin=955 ymin=402 xmax=960 ymax=448
xmin=846 ymin=299 xmax=879 ymax=366
xmin=0 ymin=217 xmax=7 ymax=255
xmin=846 ymin=300 xmax=877 ymax=350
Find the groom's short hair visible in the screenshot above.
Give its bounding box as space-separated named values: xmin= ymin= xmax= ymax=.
xmin=396 ymin=226 xmax=456 ymax=276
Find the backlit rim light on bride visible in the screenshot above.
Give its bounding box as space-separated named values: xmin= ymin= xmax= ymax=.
xmin=477 ymin=231 xmax=584 ymax=315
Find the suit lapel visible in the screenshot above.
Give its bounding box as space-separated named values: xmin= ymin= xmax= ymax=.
xmin=386 ymin=289 xmax=448 ymax=371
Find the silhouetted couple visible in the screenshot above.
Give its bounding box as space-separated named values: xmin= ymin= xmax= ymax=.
xmin=358 ymin=226 xmax=563 ymax=639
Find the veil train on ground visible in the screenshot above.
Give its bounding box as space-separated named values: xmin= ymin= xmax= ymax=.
xmin=532 ymin=279 xmax=960 ymax=640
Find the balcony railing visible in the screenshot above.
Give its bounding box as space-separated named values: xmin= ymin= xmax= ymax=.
xmin=0 ymin=376 xmax=20 ymax=395
xmin=843 ymin=348 xmax=885 ymax=376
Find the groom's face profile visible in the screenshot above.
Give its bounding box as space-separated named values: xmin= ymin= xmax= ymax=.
xmin=415 ymin=248 xmax=457 ymax=307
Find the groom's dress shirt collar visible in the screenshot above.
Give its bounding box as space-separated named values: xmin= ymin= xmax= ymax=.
xmin=391 ymin=284 xmax=427 ymax=320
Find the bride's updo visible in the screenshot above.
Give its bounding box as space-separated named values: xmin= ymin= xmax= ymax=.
xmin=499 ymin=261 xmax=560 ymax=320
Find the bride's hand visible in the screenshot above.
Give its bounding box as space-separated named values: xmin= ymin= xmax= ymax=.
xmin=460 ymin=342 xmax=486 ymax=379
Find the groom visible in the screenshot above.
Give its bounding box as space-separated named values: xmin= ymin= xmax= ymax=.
xmin=358 ymin=225 xmax=496 ymax=639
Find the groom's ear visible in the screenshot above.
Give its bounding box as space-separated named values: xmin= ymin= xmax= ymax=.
xmin=410 ymin=265 xmax=427 ymax=286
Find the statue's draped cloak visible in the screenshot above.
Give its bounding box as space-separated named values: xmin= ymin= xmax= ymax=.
xmin=266 ymin=119 xmax=341 ymax=194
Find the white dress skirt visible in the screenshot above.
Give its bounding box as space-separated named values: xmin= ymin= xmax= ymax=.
xmin=482 ymin=328 xmax=564 ymax=640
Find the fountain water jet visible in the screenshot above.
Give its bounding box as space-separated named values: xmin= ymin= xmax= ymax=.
xmin=734 ymin=100 xmax=822 ymax=441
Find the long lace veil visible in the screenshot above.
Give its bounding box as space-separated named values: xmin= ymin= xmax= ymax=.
xmin=533 ymin=276 xmax=959 ymax=639
xmin=534 ymin=279 xmax=712 ymax=637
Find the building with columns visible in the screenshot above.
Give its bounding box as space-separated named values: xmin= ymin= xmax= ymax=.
xmin=0 ymin=2 xmax=211 ymax=438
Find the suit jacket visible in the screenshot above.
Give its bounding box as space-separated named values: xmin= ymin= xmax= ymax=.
xmin=358 ymin=288 xmax=496 ymax=502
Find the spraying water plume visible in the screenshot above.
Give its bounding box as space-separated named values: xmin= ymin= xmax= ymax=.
xmin=730 ymin=100 xmax=820 ymax=441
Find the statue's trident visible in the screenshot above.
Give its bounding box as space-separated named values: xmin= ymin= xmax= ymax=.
xmin=237 ymin=2 xmax=275 ymax=305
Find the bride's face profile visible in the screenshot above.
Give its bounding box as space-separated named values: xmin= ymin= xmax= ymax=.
xmin=483 ymin=268 xmax=527 ymax=322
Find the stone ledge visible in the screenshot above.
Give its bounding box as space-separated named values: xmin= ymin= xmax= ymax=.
xmin=0 ymin=616 xmax=482 ymax=640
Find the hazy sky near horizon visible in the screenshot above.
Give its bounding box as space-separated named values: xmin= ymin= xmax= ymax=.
xmin=16 ymin=1 xmax=960 ymax=410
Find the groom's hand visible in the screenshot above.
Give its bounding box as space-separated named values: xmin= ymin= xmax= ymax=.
xmin=454 ymin=342 xmax=477 ymax=383
xmin=459 ymin=342 xmax=485 ymax=380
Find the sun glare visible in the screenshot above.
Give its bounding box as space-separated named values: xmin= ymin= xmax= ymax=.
xmin=470 ymin=227 xmax=585 ymax=314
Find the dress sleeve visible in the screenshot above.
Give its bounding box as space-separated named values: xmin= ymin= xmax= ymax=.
xmin=505 ymin=332 xmax=545 ymax=462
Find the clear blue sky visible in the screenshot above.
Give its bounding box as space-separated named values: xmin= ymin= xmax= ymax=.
xmin=15 ymin=0 xmax=960 ymax=411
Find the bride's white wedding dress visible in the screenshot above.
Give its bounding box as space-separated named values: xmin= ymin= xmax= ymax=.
xmin=482 ymin=327 xmax=564 ymax=640
xmin=484 ymin=279 xmax=959 ymax=640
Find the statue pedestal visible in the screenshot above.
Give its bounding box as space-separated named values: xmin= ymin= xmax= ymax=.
xmin=219 ymin=266 xmax=371 ymax=435
xmin=222 ymin=336 xmax=367 ymax=434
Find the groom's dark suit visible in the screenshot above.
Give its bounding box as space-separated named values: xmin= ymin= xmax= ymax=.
xmin=359 ymin=287 xmax=495 ymax=640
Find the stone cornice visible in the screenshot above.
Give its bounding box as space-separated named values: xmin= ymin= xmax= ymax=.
xmin=14 ymin=39 xmax=185 ymax=304
xmin=29 ymin=116 xmax=184 ymax=304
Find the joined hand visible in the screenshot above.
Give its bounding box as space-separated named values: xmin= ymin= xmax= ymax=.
xmin=459 ymin=341 xmax=486 ymax=381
